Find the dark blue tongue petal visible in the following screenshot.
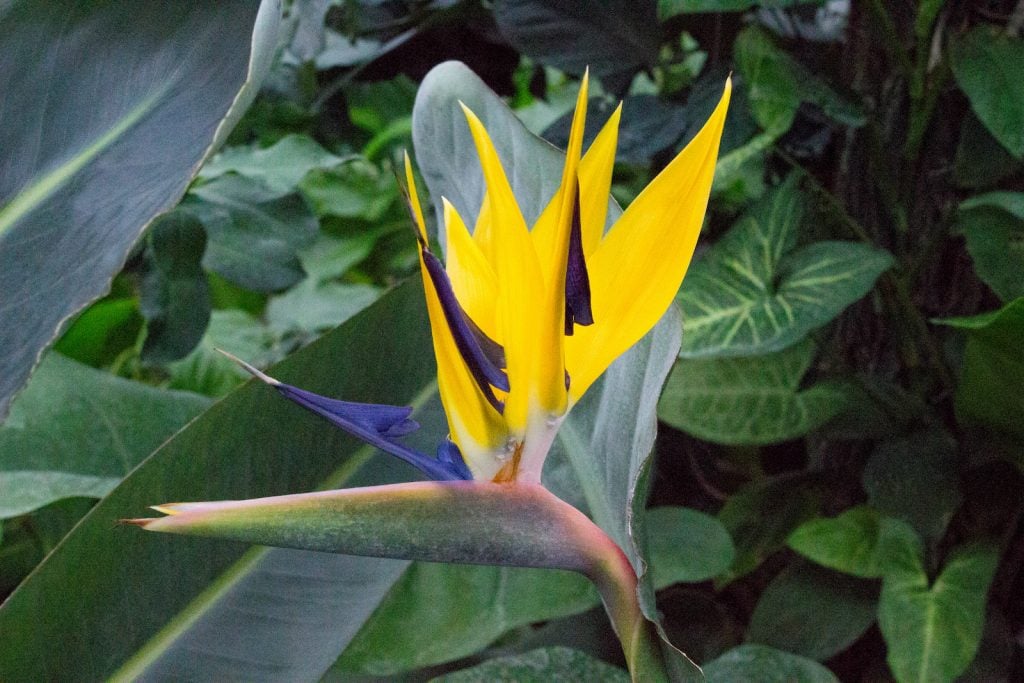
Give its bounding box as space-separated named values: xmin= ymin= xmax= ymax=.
xmin=218 ymin=350 xmax=471 ymax=482
xmin=278 ymin=386 xmax=420 ymax=438
xmin=420 ymin=244 xmax=510 ymax=412
xmin=564 ymin=183 xmax=594 ymax=336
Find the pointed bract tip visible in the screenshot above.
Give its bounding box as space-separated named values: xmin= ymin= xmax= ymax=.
xmin=215 ymin=348 xmax=280 ymax=386
xmin=151 ymin=504 xmax=182 ymax=516
xmin=118 ymin=518 xmax=156 ymax=528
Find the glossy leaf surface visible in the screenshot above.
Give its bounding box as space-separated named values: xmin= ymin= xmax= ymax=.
xmin=0 ymin=0 xmax=278 ymax=419
xmin=660 ymin=339 xmax=847 ymax=445
xmin=878 ymin=528 xmax=999 ymax=683
xmin=677 ymin=176 xmax=891 ymax=358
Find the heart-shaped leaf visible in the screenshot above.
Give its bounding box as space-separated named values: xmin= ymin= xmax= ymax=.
xmin=746 ymin=561 xmax=877 ymax=661
xmin=702 ymin=644 xmax=839 ymax=682
xmin=677 ymin=175 xmax=892 ymax=358
xmin=198 ymin=133 xmax=346 ymax=195
xmin=187 ymin=174 xmax=319 ymax=292
xmin=878 ymin=524 xmax=999 ymax=683
xmin=659 ymin=339 xmax=849 ymax=445
xmin=0 ymin=0 xmax=280 ymax=420
xmin=787 ymin=506 xmax=888 ymax=578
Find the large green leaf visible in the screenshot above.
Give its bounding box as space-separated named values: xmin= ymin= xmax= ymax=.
xmin=0 ymin=0 xmax=280 ymax=420
xmin=746 ymin=561 xmax=877 ymax=661
xmin=659 ymin=339 xmax=849 ymax=445
xmin=677 ymin=176 xmax=892 ymax=358
xmin=878 ymin=527 xmax=999 ymax=683
xmin=950 ymin=27 xmax=1024 ymax=158
xmin=492 ymin=0 xmax=660 ymax=89
xmin=0 ymin=282 xmax=434 ymax=680
xmin=435 ymin=647 xmax=628 ymax=682
xmin=0 ymin=353 xmax=210 ymax=519
xmin=957 ymin=192 xmax=1024 ymax=302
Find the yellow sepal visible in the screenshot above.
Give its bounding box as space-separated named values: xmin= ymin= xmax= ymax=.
xmin=565 ymin=79 xmax=732 ymax=400
xmin=404 ymin=154 xmax=506 ymax=477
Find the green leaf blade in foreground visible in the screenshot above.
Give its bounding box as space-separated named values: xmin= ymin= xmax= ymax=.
xmin=951 ymin=26 xmax=1024 ymax=158
xmin=878 ymin=534 xmax=999 ymax=683
xmin=0 ymin=0 xmax=279 ymax=419
xmin=659 ymin=339 xmax=848 ymax=445
xmin=0 ymin=282 xmax=435 ymax=681
xmin=678 ymin=177 xmax=891 ymax=358
xmin=0 ymin=353 xmax=211 ymax=518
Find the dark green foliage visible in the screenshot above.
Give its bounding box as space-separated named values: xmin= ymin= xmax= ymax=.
xmin=3 ymin=1 xmax=1023 ymax=681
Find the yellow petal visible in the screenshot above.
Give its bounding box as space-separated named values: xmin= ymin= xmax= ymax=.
xmin=460 ymin=103 xmax=545 ymax=433
xmin=443 ymin=197 xmax=500 ymax=344
xmin=526 ymin=72 xmax=589 ymax=423
xmin=405 ymin=155 xmax=506 ymax=477
xmin=532 ymin=97 xmax=619 ymax=261
xmin=578 ymin=102 xmax=621 ymax=256
xmin=403 ymin=152 xmax=429 ymax=244
xmin=565 ymin=79 xmax=732 ymax=400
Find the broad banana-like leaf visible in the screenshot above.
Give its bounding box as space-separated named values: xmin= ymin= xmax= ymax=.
xmin=0 ymin=0 xmax=280 ymax=420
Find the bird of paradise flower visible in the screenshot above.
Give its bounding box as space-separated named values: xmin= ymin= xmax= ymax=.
xmin=128 ymin=68 xmax=730 ymax=681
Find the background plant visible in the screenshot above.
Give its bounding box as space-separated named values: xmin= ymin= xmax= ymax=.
xmin=1 ymin=0 xmax=1022 ymax=681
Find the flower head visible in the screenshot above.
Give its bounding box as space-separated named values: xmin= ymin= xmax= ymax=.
xmin=228 ymin=73 xmax=730 ymax=486
xmin=407 ymin=73 xmax=731 ymax=483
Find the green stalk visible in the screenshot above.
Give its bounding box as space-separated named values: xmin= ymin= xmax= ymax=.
xmin=581 ymin=532 xmax=671 ymax=682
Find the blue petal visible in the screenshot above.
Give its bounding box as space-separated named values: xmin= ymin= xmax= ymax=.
xmin=218 ymin=350 xmax=471 ymax=482
xmin=420 ymin=245 xmax=510 ymax=411
xmin=280 ymin=387 xmax=420 ymax=438
xmin=564 ymin=183 xmax=594 ymax=336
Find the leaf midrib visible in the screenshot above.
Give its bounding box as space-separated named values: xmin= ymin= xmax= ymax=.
xmin=0 ymin=86 xmax=169 ymax=239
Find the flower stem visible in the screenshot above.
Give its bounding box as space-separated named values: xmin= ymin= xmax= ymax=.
xmin=569 ymin=516 xmax=672 ymax=682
